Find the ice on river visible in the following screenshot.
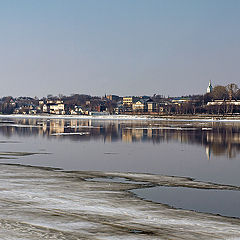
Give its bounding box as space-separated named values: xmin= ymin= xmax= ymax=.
xmin=0 ymin=164 xmax=240 ymax=239
xmin=1 ymin=113 xmax=240 ymax=122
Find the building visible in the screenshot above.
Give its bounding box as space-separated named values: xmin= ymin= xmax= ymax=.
xmin=39 ymin=100 xmax=44 ymax=106
xmin=158 ymin=103 xmax=166 ymax=113
xmin=207 ymin=80 xmax=213 ymax=93
xmin=123 ymin=97 xmax=133 ymax=106
xmin=114 ymin=101 xmax=124 ymax=114
xmin=42 ymin=104 xmax=49 ymax=113
xmin=106 ymin=95 xmax=119 ymax=101
xmin=132 ymin=100 xmax=147 ymax=112
xmin=207 ymin=100 xmax=240 ymax=106
xmin=146 ymin=99 xmax=157 ymax=112
xmin=70 ymin=106 xmax=84 ymax=115
xmin=13 ymin=104 xmax=37 ymax=115
xmin=172 ymin=97 xmax=191 ymax=105
xmin=50 ymin=103 xmax=65 ymax=115
xmin=40 ymin=100 xmax=66 ymax=115
xmin=123 ymin=97 xmax=134 ymax=112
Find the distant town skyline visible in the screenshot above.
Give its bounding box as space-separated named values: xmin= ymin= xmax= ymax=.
xmin=0 ymin=0 xmax=240 ymax=98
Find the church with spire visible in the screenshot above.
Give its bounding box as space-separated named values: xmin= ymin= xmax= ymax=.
xmin=207 ymin=80 xmax=213 ymax=93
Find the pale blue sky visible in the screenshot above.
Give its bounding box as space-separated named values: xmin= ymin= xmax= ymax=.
xmin=0 ymin=0 xmax=239 ymax=97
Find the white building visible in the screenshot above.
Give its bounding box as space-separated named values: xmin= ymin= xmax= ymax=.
xmin=207 ymin=80 xmax=213 ymax=93
xmin=50 ymin=104 xmax=65 ymax=115
xmin=207 ymin=100 xmax=240 ymax=106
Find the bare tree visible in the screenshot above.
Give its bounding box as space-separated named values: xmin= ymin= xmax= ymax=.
xmin=236 ymin=89 xmax=240 ymax=100
xmin=211 ymin=86 xmax=228 ymax=100
xmin=226 ymin=83 xmax=239 ymax=100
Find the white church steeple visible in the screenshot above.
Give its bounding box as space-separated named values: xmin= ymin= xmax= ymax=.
xmin=207 ymin=80 xmax=213 ymax=93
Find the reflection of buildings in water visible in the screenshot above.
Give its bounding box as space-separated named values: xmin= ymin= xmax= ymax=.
xmin=50 ymin=120 xmax=65 ymax=134
xmin=205 ymin=131 xmax=240 ymax=159
xmin=122 ymin=129 xmax=132 ymax=143
xmin=108 ymin=123 xmax=240 ymax=160
xmin=147 ymin=128 xmax=152 ymax=138
xmin=1 ymin=119 xmax=240 ymax=159
xmin=70 ymin=120 xmax=78 ymax=131
xmin=227 ymin=143 xmax=237 ymax=158
xmin=69 ymin=119 xmax=91 ymax=132
xmin=132 ymin=128 xmax=143 ymax=140
xmin=205 ymin=145 xmax=211 ymax=160
xmin=115 ymin=122 xmax=119 ymax=133
xmin=40 ymin=119 xmax=96 ymax=135
xmin=39 ymin=122 xmax=46 ymax=135
xmin=209 ymin=143 xmax=237 ymax=159
xmin=79 ymin=120 xmax=93 ymax=128
xmin=88 ymin=119 xmax=92 ymax=127
xmin=105 ymin=134 xmax=112 ymax=142
xmin=163 ymin=130 xmax=190 ymax=144
xmin=121 ymin=128 xmax=144 ymax=142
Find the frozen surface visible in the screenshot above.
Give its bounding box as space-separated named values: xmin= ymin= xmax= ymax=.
xmin=0 ymin=114 xmax=150 ymax=121
xmin=1 ymin=114 xmax=240 ymax=122
xmin=0 ymin=164 xmax=240 ymax=239
xmin=50 ymin=132 xmax=90 ymax=136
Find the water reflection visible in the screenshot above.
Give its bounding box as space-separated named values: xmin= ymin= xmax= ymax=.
xmin=0 ymin=118 xmax=240 ymax=160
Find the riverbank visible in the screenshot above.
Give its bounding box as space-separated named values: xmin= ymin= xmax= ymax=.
xmin=0 ymin=113 xmax=240 ymax=122
xmin=1 ymin=164 xmax=240 ymax=240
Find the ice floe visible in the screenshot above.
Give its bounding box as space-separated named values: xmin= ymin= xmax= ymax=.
xmin=50 ymin=132 xmax=90 ymax=136
xmin=1 ymin=113 xmax=240 ymax=122
xmin=0 ymin=164 xmax=239 ymax=239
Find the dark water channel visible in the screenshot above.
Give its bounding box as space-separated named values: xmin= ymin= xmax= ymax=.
xmin=0 ymin=116 xmax=240 ymax=218
xmin=132 ymin=186 xmax=240 ymax=218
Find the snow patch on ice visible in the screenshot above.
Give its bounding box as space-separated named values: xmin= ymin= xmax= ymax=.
xmin=50 ymin=132 xmax=90 ymax=136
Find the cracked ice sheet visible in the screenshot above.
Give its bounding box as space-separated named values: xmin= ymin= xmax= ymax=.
xmin=0 ymin=165 xmax=240 ymax=239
